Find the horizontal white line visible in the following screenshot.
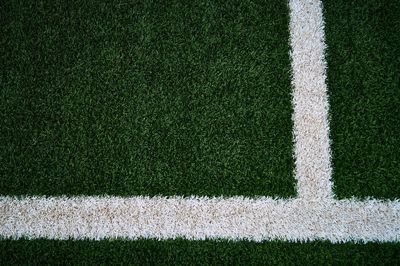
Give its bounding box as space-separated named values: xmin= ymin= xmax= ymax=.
xmin=1 ymin=196 xmax=399 ymax=242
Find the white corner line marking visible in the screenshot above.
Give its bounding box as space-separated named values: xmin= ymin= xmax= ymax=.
xmin=0 ymin=0 xmax=399 ymax=242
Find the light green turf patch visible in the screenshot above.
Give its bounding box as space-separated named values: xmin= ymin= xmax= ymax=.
xmin=325 ymin=0 xmax=400 ymax=199
xmin=0 ymin=239 xmax=399 ymax=265
xmin=0 ymin=0 xmax=295 ymax=197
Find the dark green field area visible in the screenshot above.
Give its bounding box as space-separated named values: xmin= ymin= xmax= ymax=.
xmin=324 ymin=0 xmax=400 ymax=199
xmin=1 ymin=239 xmax=399 ymax=265
xmin=0 ymin=0 xmax=295 ymax=197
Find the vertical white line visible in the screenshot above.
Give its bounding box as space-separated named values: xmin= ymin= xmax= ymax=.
xmin=289 ymin=0 xmax=334 ymax=200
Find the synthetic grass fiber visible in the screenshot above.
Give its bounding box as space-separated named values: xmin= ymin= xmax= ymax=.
xmin=1 ymin=0 xmax=400 ymax=264
xmin=1 ymin=239 xmax=399 ymax=266
xmin=0 ymin=0 xmax=295 ymax=197
xmin=325 ymin=0 xmax=400 ymax=199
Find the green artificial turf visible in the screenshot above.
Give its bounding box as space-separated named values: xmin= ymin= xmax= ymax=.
xmin=0 ymin=239 xmax=399 ymax=265
xmin=2 ymin=0 xmax=399 ymax=263
xmin=324 ymin=0 xmax=400 ymax=199
xmin=0 ymin=0 xmax=295 ymax=197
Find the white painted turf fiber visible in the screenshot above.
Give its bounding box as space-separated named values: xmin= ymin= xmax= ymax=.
xmin=1 ymin=0 xmax=399 ymax=243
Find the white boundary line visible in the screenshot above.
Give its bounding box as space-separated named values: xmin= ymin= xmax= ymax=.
xmin=1 ymin=196 xmax=399 ymax=242
xmin=1 ymin=0 xmax=399 ymax=242
xmin=290 ymin=0 xmax=333 ymax=201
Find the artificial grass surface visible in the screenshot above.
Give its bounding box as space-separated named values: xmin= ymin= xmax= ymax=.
xmin=0 ymin=0 xmax=295 ymax=197
xmin=1 ymin=0 xmax=400 ymax=263
xmin=325 ymin=0 xmax=400 ymax=199
xmin=0 ymin=239 xmax=399 ymax=265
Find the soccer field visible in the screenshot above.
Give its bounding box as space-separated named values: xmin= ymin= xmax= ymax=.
xmin=1 ymin=0 xmax=399 ymax=264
